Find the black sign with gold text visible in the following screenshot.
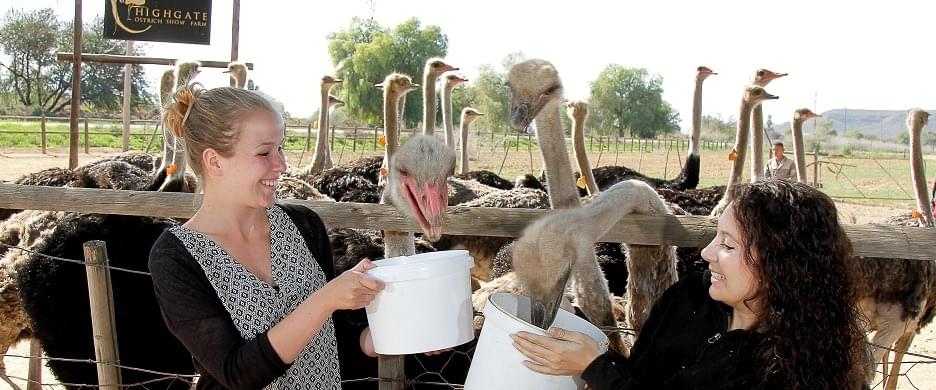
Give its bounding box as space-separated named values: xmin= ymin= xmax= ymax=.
xmin=103 ymin=0 xmax=212 ymax=44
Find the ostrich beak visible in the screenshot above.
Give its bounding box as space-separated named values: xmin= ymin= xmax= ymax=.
xmin=510 ymin=103 xmax=532 ymax=131
xmin=401 ymin=176 xmax=447 ymax=240
xmin=530 ymin=288 xmax=566 ymax=331
xmin=764 ymin=93 xmax=780 ymax=100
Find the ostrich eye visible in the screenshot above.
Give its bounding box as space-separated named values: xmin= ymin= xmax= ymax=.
xmin=757 ymin=70 xmax=766 ymax=76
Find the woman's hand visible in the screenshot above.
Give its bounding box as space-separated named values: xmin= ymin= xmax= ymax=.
xmin=512 ymin=327 xmax=601 ymax=376
xmin=322 ymin=260 xmax=384 ymax=311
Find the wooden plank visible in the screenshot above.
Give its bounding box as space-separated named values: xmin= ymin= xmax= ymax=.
xmin=57 ymin=53 xmax=254 ymax=69
xmin=0 ymin=183 xmax=933 ymax=260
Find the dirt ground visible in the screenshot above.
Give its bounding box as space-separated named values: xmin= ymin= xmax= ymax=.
xmin=1 ymin=150 xmax=935 ymax=389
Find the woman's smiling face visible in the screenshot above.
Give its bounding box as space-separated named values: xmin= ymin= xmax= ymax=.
xmin=215 ymin=109 xmax=287 ymax=208
xmin=701 ymin=204 xmax=761 ymax=310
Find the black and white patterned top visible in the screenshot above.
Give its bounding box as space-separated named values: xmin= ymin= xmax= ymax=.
xmin=169 ymin=206 xmax=341 ymax=389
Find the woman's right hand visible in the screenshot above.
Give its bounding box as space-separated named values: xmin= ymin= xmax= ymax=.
xmin=322 ymin=260 xmax=385 ymax=311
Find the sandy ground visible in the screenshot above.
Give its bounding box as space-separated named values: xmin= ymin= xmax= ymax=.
xmin=1 ymin=150 xmax=935 ymax=389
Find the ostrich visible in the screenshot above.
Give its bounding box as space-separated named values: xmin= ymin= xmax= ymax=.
xmin=421 ymin=58 xmax=458 ymax=136
xmin=583 ymin=66 xmax=712 ymax=192
xmin=568 ymin=100 xmax=599 ymax=196
xmin=457 ymin=108 xmax=484 ymax=175
xmin=156 ymin=61 xmax=199 ymax=188
xmin=155 ymin=68 xmax=178 ymax=177
xmin=305 ymin=75 xmax=343 ymax=175
xmin=709 ymin=85 xmax=779 ymax=216
xmin=441 ymin=72 xmax=467 ymax=149
xmin=502 ymin=59 xmax=624 ymax=351
xmin=750 ymin=69 xmax=787 ymax=182
xmin=858 ymin=108 xmax=936 ymax=389
xmin=223 ymin=62 xmax=248 ymax=89
xmin=791 ymin=108 xmax=819 ymax=184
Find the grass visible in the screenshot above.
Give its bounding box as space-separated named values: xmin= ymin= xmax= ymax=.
xmin=1 ymin=120 xmax=928 ymax=209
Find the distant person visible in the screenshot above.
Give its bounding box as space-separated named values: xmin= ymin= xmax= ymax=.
xmin=765 ymin=142 xmax=795 ymax=180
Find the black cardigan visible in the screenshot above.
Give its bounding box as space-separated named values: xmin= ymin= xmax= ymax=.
xmin=581 ymin=272 xmax=767 ymax=390
xmin=148 ymin=203 xmax=368 ymax=390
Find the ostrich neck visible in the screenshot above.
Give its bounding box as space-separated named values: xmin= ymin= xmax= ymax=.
xmin=307 ymin=87 xmax=331 ymax=173
xmin=459 ymin=118 xmax=470 ymax=175
xmin=910 ymin=122 xmax=934 ymax=227
xmin=577 ymin=182 xmax=649 ymax=240
xmin=791 ymin=118 xmax=808 ymax=184
xmin=750 ymin=106 xmax=765 ymax=182
xmin=423 ymin=73 xmax=437 ymax=135
xmin=442 ymin=85 xmax=456 ymax=148
xmin=728 ymin=100 xmax=756 ymax=190
xmin=536 ymin=102 xmax=580 ymax=209
xmin=381 ymin=90 xmax=416 ymax=257
xmin=384 ymin=92 xmax=401 ymax=161
xmin=690 ymin=77 xmax=704 ymax=156
xmin=572 ymin=114 xmax=599 ymax=195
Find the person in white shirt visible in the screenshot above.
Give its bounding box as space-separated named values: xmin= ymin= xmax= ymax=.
xmin=765 ymin=142 xmax=795 ymax=181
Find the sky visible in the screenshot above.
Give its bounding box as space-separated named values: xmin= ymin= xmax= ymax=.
xmin=3 ymin=0 xmax=936 ymax=134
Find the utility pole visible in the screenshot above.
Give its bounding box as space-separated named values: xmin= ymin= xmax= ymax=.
xmin=69 ymin=0 xmax=82 ymax=169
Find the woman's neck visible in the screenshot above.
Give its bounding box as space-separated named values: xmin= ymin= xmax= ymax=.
xmin=729 ymin=304 xmax=759 ymax=331
xmin=187 ymin=189 xmax=268 ymax=240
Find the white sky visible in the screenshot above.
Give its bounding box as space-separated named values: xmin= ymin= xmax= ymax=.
xmin=3 ymin=0 xmax=936 ymax=133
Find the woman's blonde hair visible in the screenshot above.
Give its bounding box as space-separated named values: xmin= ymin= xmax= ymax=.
xmin=162 ymin=83 xmax=276 ymax=177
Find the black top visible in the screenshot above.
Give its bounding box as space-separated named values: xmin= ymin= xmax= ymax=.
xmin=581 ymin=272 xmax=768 ymax=390
xmin=148 ymin=203 xmax=368 ymax=390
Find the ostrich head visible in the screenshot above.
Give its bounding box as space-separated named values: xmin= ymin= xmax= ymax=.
xmin=425 ymin=58 xmax=459 ymax=81
xmin=223 ymin=62 xmax=248 ymax=88
xmin=793 ymin=108 xmax=820 ymax=123
xmin=461 ymin=107 xmax=484 ymax=125
xmin=907 ymin=108 xmax=930 ymax=130
xmin=696 ymin=66 xmax=717 ymax=81
xmin=752 ymin=68 xmax=787 ymax=87
xmin=322 ymin=75 xmax=343 ymax=91
xmin=386 ymin=135 xmax=456 ymax=241
xmin=174 ymin=61 xmax=201 ymax=88
xmin=506 ymin=59 xmax=564 ymax=131
xmin=159 ymin=69 xmax=176 ymax=106
xmin=511 ymin=208 xmax=589 ymax=329
xmin=327 ymin=94 xmax=345 ymax=109
xmin=744 ymin=85 xmax=780 ymax=106
xmin=444 ymin=71 xmax=468 ymax=88
xmin=566 ymin=99 xmax=589 ymax=123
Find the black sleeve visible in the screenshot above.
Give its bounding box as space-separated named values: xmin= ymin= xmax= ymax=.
xmin=148 ymin=232 xmax=290 ymax=390
xmin=278 ymin=203 xmax=375 ymax=380
xmin=580 ymin=275 xmax=689 ymax=390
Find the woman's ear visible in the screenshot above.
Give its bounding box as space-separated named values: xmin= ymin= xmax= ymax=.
xmin=202 ymin=148 xmax=223 ymax=176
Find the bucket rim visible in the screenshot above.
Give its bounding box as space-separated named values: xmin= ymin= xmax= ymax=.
xmin=368 ymin=251 xmax=474 ymax=283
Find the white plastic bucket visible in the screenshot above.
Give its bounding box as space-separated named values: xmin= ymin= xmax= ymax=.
xmin=464 ymin=293 xmax=610 ymax=390
xmin=365 ymin=250 xmax=475 ymax=354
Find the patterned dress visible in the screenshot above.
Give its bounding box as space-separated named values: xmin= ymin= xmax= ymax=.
xmin=170 ymin=206 xmax=341 ymax=389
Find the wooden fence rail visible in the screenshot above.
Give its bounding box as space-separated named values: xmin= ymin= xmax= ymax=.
xmin=0 ymin=183 xmax=932 ymax=260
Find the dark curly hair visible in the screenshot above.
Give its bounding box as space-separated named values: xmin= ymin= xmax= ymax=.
xmin=729 ymin=180 xmax=867 ymax=390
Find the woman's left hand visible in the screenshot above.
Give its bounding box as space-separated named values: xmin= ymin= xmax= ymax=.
xmin=512 ymin=327 xmax=601 ymax=376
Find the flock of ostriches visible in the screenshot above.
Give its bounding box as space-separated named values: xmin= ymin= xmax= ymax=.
xmin=0 ymin=58 xmax=932 ymax=390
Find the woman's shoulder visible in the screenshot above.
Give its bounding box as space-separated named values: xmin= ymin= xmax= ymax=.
xmin=148 ymin=228 xmax=198 ymax=276
xmin=667 ymin=271 xmax=713 ymax=301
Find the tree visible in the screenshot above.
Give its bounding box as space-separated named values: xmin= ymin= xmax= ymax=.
xmin=327 ymin=17 xmax=447 ymax=127
xmin=807 ymin=120 xmax=836 ymax=151
xmin=700 ymin=114 xmax=736 ymax=142
xmin=896 ymin=131 xmax=910 ymax=145
xmin=845 ymin=130 xmax=864 ymax=140
xmin=588 ymin=65 xmax=680 ymax=138
xmin=0 ymin=10 xmax=152 ymax=114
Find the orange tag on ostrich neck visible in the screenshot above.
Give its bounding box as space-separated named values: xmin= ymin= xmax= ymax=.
xmin=727 ymin=150 xmax=738 ymax=161
xmin=167 ymin=164 xmax=178 ymax=175
xmin=576 ymin=177 xmax=587 ymax=189
xmin=377 ymin=135 xmax=386 ymax=147
xmin=379 ymin=167 xmax=389 ymax=177
xmin=912 ymin=210 xmax=923 ymax=219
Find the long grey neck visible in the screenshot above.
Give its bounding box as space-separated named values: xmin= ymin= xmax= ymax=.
xmin=423 ymin=73 xmax=437 ymax=135
xmin=536 ymin=101 xmax=580 ymax=209
xmin=572 ymin=115 xmax=599 ymax=195
xmin=791 ymin=118 xmax=808 ymax=184
xmin=308 ymin=87 xmax=331 ymax=175
xmin=459 ymin=117 xmax=471 ymax=175
xmin=690 ymin=77 xmax=704 ymax=156
xmin=750 ymin=106 xmax=765 ymax=182
xmin=442 ymin=84 xmax=456 ymax=148
xmin=576 ymin=182 xmax=650 ymax=240
xmin=383 ymin=231 xmax=416 ymax=257
xmin=910 ymin=121 xmax=934 ymax=227
xmin=712 ymin=100 xmax=756 ymax=215
xmin=384 ymin=92 xmax=400 ymax=162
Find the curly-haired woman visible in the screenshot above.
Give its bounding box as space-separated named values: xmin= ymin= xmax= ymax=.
xmin=512 ymin=180 xmax=868 ymax=389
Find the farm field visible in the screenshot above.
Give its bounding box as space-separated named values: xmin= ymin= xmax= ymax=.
xmin=1 ymin=146 xmax=935 ymax=389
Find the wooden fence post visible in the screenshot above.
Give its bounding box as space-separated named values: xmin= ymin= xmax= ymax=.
xmin=352 ymin=126 xmax=358 ymax=152
xmin=83 ymin=117 xmax=89 ymax=154
xmin=305 ymin=122 xmax=312 ymax=151
xmin=379 ymin=355 xmax=405 ymax=390
xmin=26 ymin=339 xmax=42 ymax=390
xmin=83 ymin=240 xmax=122 ymax=390
xmin=40 ymin=116 xmax=47 ymax=154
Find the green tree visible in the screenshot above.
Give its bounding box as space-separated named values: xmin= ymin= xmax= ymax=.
xmin=700 ymin=114 xmax=735 ymax=142
xmin=896 ymin=131 xmax=910 ymax=145
xmin=0 ymin=10 xmax=152 ymax=114
xmin=588 ymin=65 xmax=680 ymax=138
xmin=845 ymin=130 xmax=864 ymax=140
xmin=327 ymin=17 xmax=447 ymax=127
xmin=807 ymin=120 xmax=836 ymax=151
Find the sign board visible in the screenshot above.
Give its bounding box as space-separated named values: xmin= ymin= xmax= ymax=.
xmin=103 ymin=0 xmax=212 ymax=45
